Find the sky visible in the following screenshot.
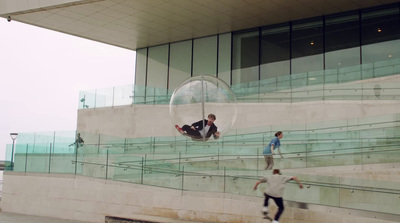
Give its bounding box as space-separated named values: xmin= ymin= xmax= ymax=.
xmin=0 ymin=19 xmax=136 ymax=161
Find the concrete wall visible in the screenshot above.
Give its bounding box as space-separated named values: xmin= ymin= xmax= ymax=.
xmin=77 ymin=100 xmax=400 ymax=139
xmin=1 ymin=172 xmax=399 ymax=223
xmin=76 ymin=72 xmax=400 ymax=139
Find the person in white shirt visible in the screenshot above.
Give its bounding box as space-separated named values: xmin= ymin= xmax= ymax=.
xmin=253 ymin=169 xmax=303 ymax=223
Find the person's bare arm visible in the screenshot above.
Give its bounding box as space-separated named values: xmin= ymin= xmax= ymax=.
xmin=253 ymin=181 xmax=262 ymax=190
xmin=277 ymin=147 xmax=283 ymax=158
xmin=291 ymin=177 xmax=303 ymax=189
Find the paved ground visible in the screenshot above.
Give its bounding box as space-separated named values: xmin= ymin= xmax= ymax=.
xmin=0 ymin=212 xmax=211 ymax=223
xmin=0 ymin=212 xmax=91 ymax=223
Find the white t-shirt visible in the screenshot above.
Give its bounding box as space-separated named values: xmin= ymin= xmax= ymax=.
xmin=261 ymin=174 xmax=293 ymax=197
xmin=199 ymin=125 xmax=211 ymax=137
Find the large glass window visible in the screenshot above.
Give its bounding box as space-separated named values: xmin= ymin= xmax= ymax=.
xmin=260 ymin=24 xmax=290 ymax=80
xmin=147 ymin=45 xmax=169 ymax=102
xmin=135 ymin=48 xmax=147 ymax=86
xmin=134 ymin=48 xmax=148 ymax=103
xmin=147 ymin=45 xmax=169 ymax=89
xmin=232 ymin=30 xmax=259 ymax=85
xmin=169 ymin=40 xmax=192 ymax=91
xmin=361 ymin=5 xmax=400 ymax=64
xmin=218 ymin=33 xmax=232 ymax=85
xmin=291 ymin=18 xmax=324 ymax=74
xmin=193 ymin=36 xmax=217 ymax=76
xmin=325 ymin=12 xmax=360 ymax=70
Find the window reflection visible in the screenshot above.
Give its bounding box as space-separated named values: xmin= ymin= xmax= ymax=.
xmin=362 ymin=6 xmax=400 ymax=63
xmin=291 ymin=18 xmax=323 ymax=74
xmin=169 ymin=40 xmax=192 ymax=91
xmin=232 ymin=30 xmax=259 ymax=85
xmin=261 ymin=24 xmax=290 ymax=79
xmin=325 ymin=12 xmax=360 ymax=69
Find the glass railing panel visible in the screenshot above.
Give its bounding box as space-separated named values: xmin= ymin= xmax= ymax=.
xmin=49 ymin=153 xmax=76 ymax=174
xmin=323 ymin=83 xmax=362 ymax=100
xmin=360 ymin=63 xmax=374 ymax=80
xmin=308 ymin=70 xmax=325 ymax=85
xmin=374 ymin=58 xmax=400 ymax=77
xmin=304 ymin=152 xmax=361 ymax=167
xmin=16 ymin=132 xmax=52 ymax=151
xmin=95 ymin=87 xmax=114 ymax=108
xmin=53 ymin=131 xmax=76 ymax=154
xmin=113 ymin=154 xmax=144 ymax=168
xmin=4 ymin=144 xmax=12 ymax=163
xmin=153 ymin=88 xmax=169 ymax=105
xmin=185 ymin=143 xmax=218 ymax=155
xmin=183 ymin=171 xmax=224 ymax=193
xmin=13 ymin=143 xmax=28 ymax=172
xmin=79 ymin=89 xmax=96 ymax=109
xmin=145 ymin=86 xmax=167 ymax=104
xmin=132 ymin=85 xmax=146 ymax=104
xmin=2 ymin=144 xmax=13 ymax=170
xmin=324 ymin=68 xmax=339 ymax=84
xmin=114 ymin=84 xmax=134 ymax=106
xmin=339 ymin=187 xmax=399 ymax=214
xmin=286 ymin=173 xmax=342 ymax=206
xmin=290 ymin=72 xmax=308 ymax=88
xmin=142 ymin=168 xmax=183 ymax=190
xmin=276 ymin=75 xmax=291 ymax=91
xmin=259 ymin=84 xmax=279 ymax=97
xmin=23 ymin=143 xmax=51 ymax=173
xmin=291 ymin=87 xmax=322 ymax=102
xmin=339 ymin=178 xmax=399 ymax=215
xmin=355 ymin=114 xmax=396 ymax=127
xmin=78 ymin=161 xmax=107 ymax=179
xmin=288 ymin=182 xmax=341 ymax=206
xmin=259 ymin=78 xmax=277 ymax=94
xmin=269 ymin=91 xmax=293 ymax=103
xmin=248 ymin=80 xmax=261 ymax=94
xmin=338 ymin=65 xmax=362 ymax=83
xmin=79 ymin=58 xmax=400 ymax=107
xmin=284 ymin=143 xmax=306 ymax=157
xmin=284 ymin=129 xmax=307 ymax=140
xmin=223 ymin=174 xmax=255 ymax=196
xmin=126 ymin=136 xmax=154 ymax=154
xmin=270 ymin=156 xmax=305 ymax=169
xmin=361 ymin=144 xmax=400 ymax=165
xmin=112 ymin=165 xmax=143 ymax=184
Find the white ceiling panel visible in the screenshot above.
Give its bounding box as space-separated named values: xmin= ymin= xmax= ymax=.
xmin=1 ymin=0 xmax=398 ymax=50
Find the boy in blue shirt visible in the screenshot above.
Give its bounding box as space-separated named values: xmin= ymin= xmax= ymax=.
xmin=263 ymin=131 xmax=283 ymax=170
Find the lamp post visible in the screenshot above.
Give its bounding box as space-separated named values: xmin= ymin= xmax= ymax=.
xmin=10 ymin=133 xmax=18 ymax=170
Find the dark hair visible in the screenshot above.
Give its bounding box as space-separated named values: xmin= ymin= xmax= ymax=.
xmin=275 ymin=131 xmax=282 ymax=137
xmin=208 ymin=114 xmax=216 ymax=120
xmin=273 ymin=169 xmax=280 ymax=174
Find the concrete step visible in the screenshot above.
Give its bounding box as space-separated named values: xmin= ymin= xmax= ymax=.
xmin=105 ymin=214 xmax=209 ymax=223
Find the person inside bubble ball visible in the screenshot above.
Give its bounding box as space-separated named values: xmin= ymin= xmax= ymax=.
xmin=175 ymin=114 xmax=220 ymax=140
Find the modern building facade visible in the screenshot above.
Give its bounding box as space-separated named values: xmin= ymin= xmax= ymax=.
xmin=1 ymin=1 xmax=400 ymax=223
xmin=135 ymin=2 xmax=400 ymax=92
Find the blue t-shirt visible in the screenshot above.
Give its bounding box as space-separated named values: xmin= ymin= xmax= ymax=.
xmin=263 ymin=137 xmax=281 ymax=155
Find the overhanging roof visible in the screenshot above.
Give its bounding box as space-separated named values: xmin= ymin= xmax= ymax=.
xmin=1 ymin=0 xmax=398 ymax=50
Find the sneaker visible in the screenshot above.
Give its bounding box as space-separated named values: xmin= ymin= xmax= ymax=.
xmin=175 ymin=125 xmax=184 ymax=133
xmin=261 ymin=206 xmax=268 ymax=215
xmin=272 ymin=220 xmax=279 ymax=223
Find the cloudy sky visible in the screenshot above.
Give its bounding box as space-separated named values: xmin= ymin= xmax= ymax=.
xmin=0 ymin=19 xmax=136 ymax=161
